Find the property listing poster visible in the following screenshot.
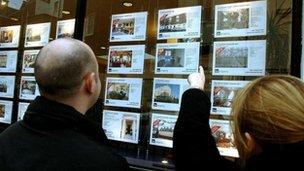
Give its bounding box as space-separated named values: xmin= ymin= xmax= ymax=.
xmin=149 ymin=113 xmax=178 ymax=148
xmin=0 ymin=25 xmax=21 ymax=48
xmin=17 ymin=102 xmax=30 ymax=121
xmin=0 ymin=51 xmax=18 ymax=73
xmin=212 ymin=40 xmax=266 ymax=76
xmin=22 ymin=50 xmax=40 ymax=73
xmin=56 ymin=19 xmax=75 ymax=39
xmin=102 ymin=110 xmax=140 ymax=144
xmin=155 ymin=42 xmax=200 ymax=75
xmin=107 ymin=45 xmax=145 ymax=74
xmin=152 ymin=78 xmax=190 ymax=111
xmin=210 ymin=119 xmax=239 ymax=158
xmin=214 ymin=1 xmax=267 ymax=38
xmin=19 ymin=76 xmax=40 ymax=100
xmin=0 ymin=76 xmax=15 ymax=98
xmin=110 ymin=11 xmax=148 ymax=42
xmin=157 ymin=6 xmax=202 ymax=39
xmin=158 ymin=6 xmax=202 ymax=39
xmin=105 ymin=77 xmax=143 ymax=108
xmin=0 ymin=100 xmax=13 ymax=124
xmin=25 ymin=22 xmax=51 ymax=47
xmin=211 ymin=80 xmax=249 ymax=115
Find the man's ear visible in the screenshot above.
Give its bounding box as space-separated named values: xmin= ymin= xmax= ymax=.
xmin=84 ymin=73 xmax=96 ymax=94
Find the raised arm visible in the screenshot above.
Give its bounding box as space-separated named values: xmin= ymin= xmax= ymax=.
xmin=173 ymin=67 xmax=236 ymax=171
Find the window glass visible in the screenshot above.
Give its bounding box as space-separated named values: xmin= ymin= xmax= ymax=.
xmin=0 ymin=0 xmax=77 ymax=126
xmin=83 ymin=0 xmax=293 ymax=169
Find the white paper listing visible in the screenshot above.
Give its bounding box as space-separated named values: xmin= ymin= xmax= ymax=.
xmin=152 ymin=78 xmax=190 ymax=111
xmin=212 ymin=40 xmax=266 ymax=76
xmin=22 ymin=50 xmax=40 ymax=73
xmin=0 ymin=76 xmax=15 ymax=98
xmin=19 ymin=76 xmax=40 ymax=100
xmin=102 ymin=110 xmax=140 ymax=144
xmin=110 ymin=12 xmax=148 ymax=42
xmin=155 ymin=42 xmax=200 ymax=75
xmin=0 ymin=100 xmax=13 ymax=124
xmin=0 ymin=25 xmax=21 ymax=48
xmin=56 ymin=19 xmax=75 ymax=39
xmin=158 ymin=6 xmax=202 ymax=39
xmin=214 ymin=1 xmax=267 ymax=38
xmin=211 ymin=80 xmax=249 ymax=115
xmin=107 ymin=45 xmax=145 ymax=74
xmin=104 ymin=77 xmax=143 ymax=108
xmin=18 ymin=102 xmax=30 ymax=121
xmin=150 ymin=113 xmax=178 ymax=148
xmin=210 ymin=119 xmax=239 ymax=158
xmin=0 ymin=51 xmax=18 ymax=73
xmin=25 ymin=22 xmax=51 ymax=47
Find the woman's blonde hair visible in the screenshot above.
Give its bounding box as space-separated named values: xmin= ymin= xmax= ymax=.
xmin=231 ymin=75 xmax=304 ymax=166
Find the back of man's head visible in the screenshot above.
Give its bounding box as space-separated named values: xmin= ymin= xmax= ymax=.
xmin=35 ymin=38 xmax=98 ymax=99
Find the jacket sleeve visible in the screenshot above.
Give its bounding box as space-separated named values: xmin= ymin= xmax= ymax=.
xmin=173 ymin=88 xmax=236 ymax=171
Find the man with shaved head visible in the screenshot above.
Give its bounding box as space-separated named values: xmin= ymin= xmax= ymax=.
xmin=0 ymin=38 xmax=128 ymax=170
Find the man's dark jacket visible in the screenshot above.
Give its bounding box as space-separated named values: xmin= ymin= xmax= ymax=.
xmin=173 ymin=89 xmax=304 ymax=171
xmin=0 ymin=96 xmax=129 ymax=171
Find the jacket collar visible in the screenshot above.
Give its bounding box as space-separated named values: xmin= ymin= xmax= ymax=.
xmin=23 ymin=96 xmax=86 ymax=130
xmin=22 ymin=96 xmax=108 ymax=143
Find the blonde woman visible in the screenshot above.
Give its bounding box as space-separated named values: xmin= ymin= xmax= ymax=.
xmin=173 ymin=66 xmax=304 ymax=171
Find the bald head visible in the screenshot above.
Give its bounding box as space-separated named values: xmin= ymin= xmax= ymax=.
xmin=35 ymin=38 xmax=98 ymax=98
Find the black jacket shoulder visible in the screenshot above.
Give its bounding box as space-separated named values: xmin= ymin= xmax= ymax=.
xmin=0 ymin=96 xmax=129 ymax=171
